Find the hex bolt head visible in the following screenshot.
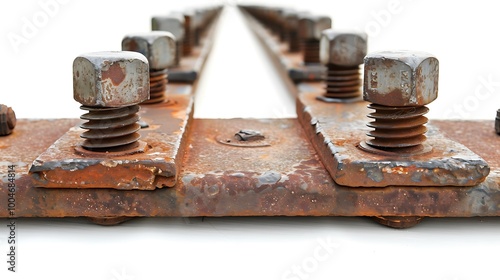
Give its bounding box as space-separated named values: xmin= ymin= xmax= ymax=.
xmin=298 ymin=15 xmax=331 ymax=40
xmin=283 ymin=9 xmax=298 ymax=29
xmin=73 ymin=51 xmax=150 ymax=107
xmin=320 ymin=30 xmax=367 ymax=67
xmin=0 ymin=105 xmax=16 ymax=136
xmin=363 ymin=51 xmax=439 ymax=107
xmin=151 ymin=14 xmax=185 ymax=41
xmin=122 ymin=32 xmax=176 ymax=70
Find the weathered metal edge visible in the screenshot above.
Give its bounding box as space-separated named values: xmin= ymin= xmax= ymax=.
xmin=296 ymin=89 xmax=490 ymax=187
xmin=28 ymin=93 xmax=194 ymax=190
xmin=2 ymin=118 xmax=500 ymax=218
xmin=245 ymin=11 xmax=490 ymax=187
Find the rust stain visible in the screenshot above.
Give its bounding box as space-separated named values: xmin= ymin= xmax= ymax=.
xmin=123 ymin=39 xmax=139 ymax=53
xmin=1 ymin=118 xmax=500 ymax=220
xmin=297 ymin=84 xmax=489 ymax=188
xmin=28 ymin=94 xmax=194 ymax=190
xmin=102 ymin=62 xmax=126 ymax=86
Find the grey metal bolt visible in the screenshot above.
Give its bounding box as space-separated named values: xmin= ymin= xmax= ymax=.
xmin=283 ymin=9 xmax=300 ymax=52
xmin=152 ymin=14 xmax=185 ymax=66
xmin=0 ymin=105 xmax=16 ymax=136
xmin=319 ymin=30 xmax=367 ymax=101
xmin=122 ymin=32 xmax=176 ymax=104
xmin=298 ymin=14 xmax=332 ymax=63
xmin=193 ymin=9 xmax=205 ymax=46
xmin=73 ymin=51 xmax=149 ymax=151
xmin=361 ymin=51 xmax=439 ymax=155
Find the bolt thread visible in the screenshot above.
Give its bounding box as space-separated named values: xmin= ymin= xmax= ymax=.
xmin=323 ymin=64 xmax=362 ymax=99
xmin=183 ymin=17 xmax=193 ymax=56
xmin=183 ymin=35 xmax=193 ymax=56
xmin=175 ymin=41 xmax=182 ymax=66
xmin=302 ymin=39 xmax=320 ymax=63
xmin=79 ymin=104 xmax=141 ymax=151
xmin=142 ymin=69 xmax=167 ymax=104
xmin=365 ymin=104 xmax=429 ymax=151
xmin=288 ymin=30 xmax=300 ymax=52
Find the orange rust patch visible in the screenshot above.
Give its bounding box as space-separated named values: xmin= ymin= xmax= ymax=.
xmin=102 ymin=63 xmax=126 ymax=86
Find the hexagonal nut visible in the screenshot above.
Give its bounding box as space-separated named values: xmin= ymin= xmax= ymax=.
xmin=320 ymin=30 xmax=367 ymax=67
xmin=298 ymin=15 xmax=331 ymax=40
xmin=73 ymin=51 xmax=150 ymax=107
xmin=152 ymin=13 xmax=185 ymax=41
xmin=122 ymin=32 xmax=176 ymax=70
xmin=363 ymin=51 xmax=439 ymax=107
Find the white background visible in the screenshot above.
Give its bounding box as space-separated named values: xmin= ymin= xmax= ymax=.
xmin=1 ymin=1 xmax=500 ymax=280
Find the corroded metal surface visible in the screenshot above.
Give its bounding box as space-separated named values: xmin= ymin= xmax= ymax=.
xmin=296 ymin=84 xmax=489 ymax=187
xmin=122 ymin=32 xmax=177 ymax=70
xmin=29 ymin=93 xmax=194 ymax=190
xmin=73 ymin=52 xmax=150 ymax=107
xmin=320 ymin=31 xmax=367 ymax=66
xmin=319 ymin=31 xmax=366 ymax=100
xmin=248 ymin=19 xmax=491 ymax=188
xmin=363 ymin=51 xmax=439 ymax=107
xmin=1 ymin=118 xmax=500 ymax=219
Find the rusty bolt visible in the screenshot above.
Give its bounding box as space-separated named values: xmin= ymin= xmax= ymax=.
xmin=122 ymin=32 xmax=176 ymax=70
xmin=319 ymin=30 xmax=367 ymax=101
xmin=182 ymin=10 xmax=195 ymax=56
xmin=361 ymin=51 xmax=439 ymax=155
xmin=298 ymin=14 xmax=332 ymax=64
xmin=283 ymin=9 xmax=301 ymax=52
xmin=152 ymin=14 xmax=185 ymax=41
xmin=0 ymin=105 xmax=16 ymax=136
xmin=152 ymin=14 xmax=185 ymax=66
xmin=320 ymin=30 xmax=367 ymax=67
xmin=363 ymin=51 xmax=439 ymax=107
xmin=298 ymin=14 xmax=331 ymax=40
xmin=73 ymin=51 xmax=149 ymax=107
xmin=73 ymin=51 xmax=149 ymax=151
xmin=283 ymin=9 xmax=299 ymax=29
xmin=122 ymin=32 xmax=175 ymax=105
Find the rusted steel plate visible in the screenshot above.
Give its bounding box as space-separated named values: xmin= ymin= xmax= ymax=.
xmin=1 ymin=118 xmax=500 ymax=219
xmin=245 ymin=9 xmax=490 ymax=188
xmin=168 ymin=13 xmax=218 ymax=83
xmin=29 ymin=92 xmax=193 ymax=190
xmin=243 ymin=9 xmax=325 ymax=82
xmin=296 ymin=84 xmax=489 ymax=187
xmin=431 ymin=120 xmax=500 ymax=171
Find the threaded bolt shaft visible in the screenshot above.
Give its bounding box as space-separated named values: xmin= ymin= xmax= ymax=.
xmin=80 ymin=105 xmax=142 ymax=150
xmin=324 ymin=64 xmax=362 ymax=99
xmin=365 ymin=104 xmax=429 ymax=152
xmin=302 ymin=39 xmax=320 ymax=63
